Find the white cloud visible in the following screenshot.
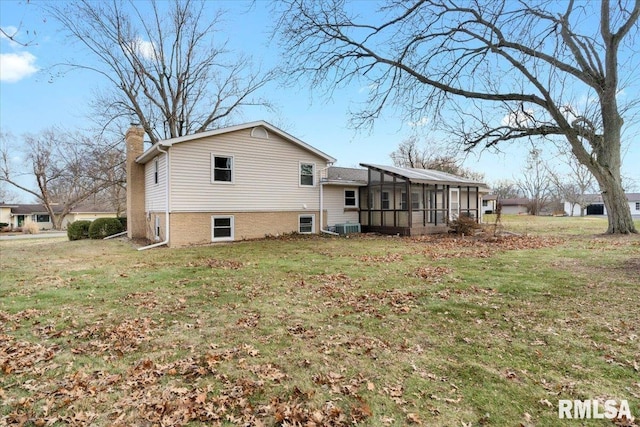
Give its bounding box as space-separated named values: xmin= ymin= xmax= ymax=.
xmin=501 ymin=109 xmax=534 ymax=127
xmin=0 ymin=51 xmax=38 ymax=83
xmin=407 ymin=117 xmax=429 ymax=127
xmin=130 ymin=38 xmax=156 ymax=60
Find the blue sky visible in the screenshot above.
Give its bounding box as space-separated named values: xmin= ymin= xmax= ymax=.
xmin=1 ymin=0 xmax=638 ymax=202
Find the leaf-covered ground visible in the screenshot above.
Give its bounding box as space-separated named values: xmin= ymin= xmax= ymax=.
xmin=1 ymin=216 xmax=639 ymax=426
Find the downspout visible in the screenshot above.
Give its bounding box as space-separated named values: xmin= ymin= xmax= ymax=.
xmin=319 ymin=166 xmax=339 ymax=236
xmin=138 ymin=146 xmax=170 ymax=250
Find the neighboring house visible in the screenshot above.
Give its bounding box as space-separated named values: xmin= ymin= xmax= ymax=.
xmin=499 ymin=198 xmax=530 ymax=215
xmin=59 ymin=203 xmax=121 ymax=229
xmin=0 ymin=204 xmax=57 ymax=230
xmin=481 ymin=194 xmax=498 ymax=214
xmin=0 ymin=203 xmax=118 ymax=230
xmin=563 ymin=193 xmax=640 ymax=217
xmin=126 ymin=121 xmax=490 ymax=248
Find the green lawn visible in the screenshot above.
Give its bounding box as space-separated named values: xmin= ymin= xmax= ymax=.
xmin=1 ymin=215 xmax=639 ymax=426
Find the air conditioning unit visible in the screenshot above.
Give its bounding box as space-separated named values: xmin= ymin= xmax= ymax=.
xmin=335 ymin=223 xmax=361 ymax=235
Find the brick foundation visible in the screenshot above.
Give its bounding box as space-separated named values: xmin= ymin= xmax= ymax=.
xmin=159 ymin=211 xmax=321 ymax=248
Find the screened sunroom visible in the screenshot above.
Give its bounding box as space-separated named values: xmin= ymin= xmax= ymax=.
xmin=358 ymin=164 xmax=489 ymax=236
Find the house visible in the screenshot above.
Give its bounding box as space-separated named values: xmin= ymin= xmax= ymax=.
xmin=481 ymin=194 xmax=498 ymax=215
xmin=126 ymin=121 xmax=490 ymax=248
xmin=126 ymin=121 xmax=336 ymax=248
xmin=0 ymin=203 xmax=118 ymax=230
xmin=563 ymin=193 xmax=640 ymax=217
xmin=498 ymin=198 xmax=530 ymax=215
xmin=0 ymin=204 xmax=57 ymax=230
xmin=59 ymin=203 xmax=121 ymax=229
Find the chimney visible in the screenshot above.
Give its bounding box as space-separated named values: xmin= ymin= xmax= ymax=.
xmin=125 ymin=125 xmax=146 ymax=239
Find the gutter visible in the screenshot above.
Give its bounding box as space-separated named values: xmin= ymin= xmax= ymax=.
xmin=138 ymin=146 xmax=171 ymax=251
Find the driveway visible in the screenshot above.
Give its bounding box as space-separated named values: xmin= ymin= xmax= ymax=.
xmin=0 ymin=231 xmax=68 ymax=241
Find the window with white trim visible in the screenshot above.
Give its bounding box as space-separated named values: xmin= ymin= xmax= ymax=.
xmin=300 ymin=162 xmax=315 ymax=186
xmin=381 ymin=191 xmax=390 ymax=209
xmin=212 ymin=155 xmax=233 ymax=183
xmin=345 ymin=189 xmax=357 ymax=207
xmin=212 ymin=216 xmax=234 ymax=241
xmin=32 ymin=214 xmax=50 ymax=223
xmin=298 ymin=215 xmax=315 ymax=234
xmin=636 ymin=202 xmax=640 ymax=211
xmin=400 ymin=192 xmax=407 ymax=210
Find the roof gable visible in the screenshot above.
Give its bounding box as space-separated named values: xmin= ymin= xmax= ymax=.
xmin=137 ymin=120 xmax=336 ymax=164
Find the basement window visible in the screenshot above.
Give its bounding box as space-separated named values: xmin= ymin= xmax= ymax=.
xmin=298 ymin=215 xmax=315 ymax=234
xmin=212 ymin=216 xmax=234 ymax=241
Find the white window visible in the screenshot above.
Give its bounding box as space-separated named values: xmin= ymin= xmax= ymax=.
xmin=636 ymin=202 xmax=640 ymax=211
xmin=212 ymin=155 xmax=233 ymax=183
xmin=300 ymin=162 xmax=315 ymax=186
xmin=298 ymin=215 xmax=315 ymax=234
xmin=381 ymin=191 xmax=390 ymax=210
xmin=32 ymin=214 xmax=50 ymax=223
xmin=212 ymin=216 xmax=234 ymax=241
xmin=345 ymin=189 xmax=357 ymax=207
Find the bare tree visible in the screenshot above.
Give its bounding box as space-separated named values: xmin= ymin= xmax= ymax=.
xmin=515 ymin=149 xmax=554 ymax=216
xmin=490 ymin=180 xmax=521 ymax=200
xmin=390 ymin=137 xmax=485 ymax=180
xmin=548 ymin=149 xmax=597 ymax=216
xmin=47 ymin=0 xmax=275 ymax=143
xmin=274 ymin=0 xmax=639 ymax=234
xmin=0 ymin=129 xmax=123 ymax=229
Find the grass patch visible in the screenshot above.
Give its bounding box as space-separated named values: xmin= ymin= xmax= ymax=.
xmin=1 ymin=216 xmax=639 ymax=426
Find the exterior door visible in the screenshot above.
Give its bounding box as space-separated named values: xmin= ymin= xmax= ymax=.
xmin=449 ymin=188 xmax=460 ymax=220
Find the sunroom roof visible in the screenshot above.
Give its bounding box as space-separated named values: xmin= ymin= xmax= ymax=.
xmin=360 ymin=163 xmax=487 ymax=186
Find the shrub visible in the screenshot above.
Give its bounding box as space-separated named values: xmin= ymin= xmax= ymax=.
xmin=0 ymin=222 xmax=8 ymax=228
xmin=449 ymin=215 xmax=481 ymax=236
xmin=88 ymin=217 xmax=124 ymax=239
xmin=67 ymin=220 xmax=92 ymax=241
xmin=22 ymin=222 xmax=40 ymax=234
xmin=117 ymin=217 xmax=127 ymax=229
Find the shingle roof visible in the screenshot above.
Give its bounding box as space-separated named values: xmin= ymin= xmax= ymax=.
xmin=8 ymin=204 xmax=63 ymax=214
xmin=326 ymin=167 xmax=368 ymax=184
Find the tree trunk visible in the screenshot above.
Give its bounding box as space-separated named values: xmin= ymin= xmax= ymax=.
xmin=599 ymin=174 xmax=636 ymax=234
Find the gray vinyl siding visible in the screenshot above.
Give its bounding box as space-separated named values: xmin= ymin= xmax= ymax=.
xmin=145 ymin=154 xmax=167 ymax=212
xmin=169 ymin=128 xmax=328 ymax=212
xmin=324 ymin=186 xmax=359 ymax=226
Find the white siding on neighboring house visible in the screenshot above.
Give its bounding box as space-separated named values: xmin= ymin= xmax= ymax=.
xmin=169 ymin=128 xmax=329 ymax=212
xmin=145 ymin=154 xmax=168 ymax=212
xmin=323 ymin=185 xmax=360 ymax=226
